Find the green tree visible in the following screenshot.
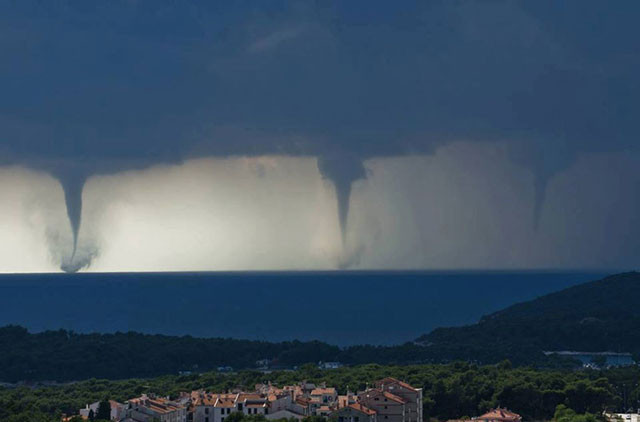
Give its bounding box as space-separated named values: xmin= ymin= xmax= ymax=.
xmin=554 ymin=405 xmax=599 ymax=422
xmin=226 ymin=412 xmax=249 ymax=422
xmin=96 ymin=399 xmax=111 ymax=420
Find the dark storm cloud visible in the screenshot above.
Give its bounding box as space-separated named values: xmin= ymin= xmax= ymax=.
xmin=1 ymin=0 xmax=639 ymax=267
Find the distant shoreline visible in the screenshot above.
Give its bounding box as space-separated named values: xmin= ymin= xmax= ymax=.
xmin=0 ymin=271 xmax=603 ymax=346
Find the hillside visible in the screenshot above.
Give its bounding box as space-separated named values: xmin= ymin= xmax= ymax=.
xmin=2 ymin=272 xmax=637 ymax=382
xmin=1 ymin=362 xmax=633 ymax=422
xmin=0 ymin=326 xmax=344 ymax=382
xmin=418 ymin=271 xmax=640 ymax=357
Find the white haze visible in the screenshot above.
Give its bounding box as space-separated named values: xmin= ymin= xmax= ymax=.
xmin=0 ymin=167 xmax=67 ymax=272
xmin=0 ymin=144 xmax=638 ymax=273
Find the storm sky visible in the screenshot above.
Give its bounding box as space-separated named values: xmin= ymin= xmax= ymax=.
xmin=0 ymin=0 xmax=639 ymax=272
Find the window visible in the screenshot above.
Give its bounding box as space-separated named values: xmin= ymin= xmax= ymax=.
xmin=238 ymin=404 xmax=243 ymax=411
xmin=339 ymin=417 xmax=345 ymax=422
xmin=384 ymin=406 xmax=388 ymax=410
xmin=385 ymin=417 xmax=388 ymax=419
xmin=205 ymin=418 xmax=209 ymax=422
xmin=354 ymin=417 xmax=359 ymax=422
xmin=222 ymin=418 xmax=225 ymax=422
xmin=205 ymin=408 xmax=209 ymax=414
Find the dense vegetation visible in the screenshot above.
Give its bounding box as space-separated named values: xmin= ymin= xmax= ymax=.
xmin=3 ymin=362 xmax=640 ymax=422
xmin=2 ymin=272 xmax=639 ymax=383
xmin=553 ymin=405 xmax=600 ymax=422
xmin=0 ymin=324 xmax=574 ymax=383
xmin=419 ymin=272 xmax=640 ymax=360
xmin=0 ymin=324 xmax=339 ymax=382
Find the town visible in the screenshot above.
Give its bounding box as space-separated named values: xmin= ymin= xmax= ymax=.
xmin=67 ymin=377 xmax=532 ymax=422
xmin=67 ymin=377 xmax=448 ymax=422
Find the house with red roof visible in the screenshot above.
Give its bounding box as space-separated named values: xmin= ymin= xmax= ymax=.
xmin=474 ymin=408 xmax=522 ymax=422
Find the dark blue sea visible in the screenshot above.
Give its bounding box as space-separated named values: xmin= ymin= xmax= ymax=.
xmin=0 ymin=271 xmax=609 ymax=345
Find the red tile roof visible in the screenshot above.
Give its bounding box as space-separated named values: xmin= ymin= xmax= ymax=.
xmin=349 ymin=403 xmax=377 ymax=416
xmin=361 ymin=388 xmax=406 ymax=404
xmin=377 ymin=377 xmax=418 ymax=392
xmin=382 ymin=391 xmax=406 ymax=404
xmin=311 ymin=388 xmax=337 ymax=396
xmin=131 ymin=397 xmax=184 ymax=415
xmin=214 ymin=398 xmax=236 ymax=408
xmin=238 ymin=393 xmax=263 ymax=401
xmin=476 ymin=408 xmax=521 ymax=422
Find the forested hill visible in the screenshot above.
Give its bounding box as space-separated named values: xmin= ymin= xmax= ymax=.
xmin=0 ymin=326 xmax=344 ymax=382
xmin=418 ymin=271 xmax=640 ymax=356
xmin=2 ymin=272 xmax=637 ymax=382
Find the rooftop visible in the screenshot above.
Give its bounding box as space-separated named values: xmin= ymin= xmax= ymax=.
xmin=377 ymin=377 xmax=418 ymax=392
xmin=476 ymin=408 xmax=521 ymax=421
xmin=348 ymin=403 xmax=377 ymax=416
xmin=311 ymin=387 xmax=337 ymax=396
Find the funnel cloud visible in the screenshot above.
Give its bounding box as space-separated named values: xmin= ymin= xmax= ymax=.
xmin=0 ymin=0 xmax=639 ymax=271
xmin=57 ymin=172 xmax=85 ymax=266
xmin=317 ymin=156 xmax=366 ymax=243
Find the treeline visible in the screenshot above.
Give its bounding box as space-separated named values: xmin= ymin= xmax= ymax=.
xmin=0 ymin=325 xmax=337 ymax=382
xmin=0 ymin=325 xmax=575 ymax=382
xmin=4 ymin=273 xmax=640 ymax=383
xmin=2 ymin=362 xmax=639 ymax=422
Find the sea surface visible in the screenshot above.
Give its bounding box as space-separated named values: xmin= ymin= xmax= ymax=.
xmin=0 ymin=271 xmax=610 ymax=346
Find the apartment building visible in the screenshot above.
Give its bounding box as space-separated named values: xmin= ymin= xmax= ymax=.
xmin=376 ymin=378 xmax=423 ymax=422
xmin=333 ymin=403 xmax=377 ymax=422
xmin=358 ymin=388 xmax=406 ymax=422
xmin=192 ymin=392 xmax=270 ymax=422
xmin=124 ymin=395 xmax=188 ymax=422
xmin=192 ymin=393 xmax=236 ymax=422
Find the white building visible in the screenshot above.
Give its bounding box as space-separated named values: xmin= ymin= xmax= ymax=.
xmin=265 ymin=409 xmax=306 ymax=420
xmin=192 ymin=393 xmax=269 ymax=422
xmin=79 ymin=400 xmax=125 ymax=421
xmin=606 ymin=413 xmax=640 ymax=422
